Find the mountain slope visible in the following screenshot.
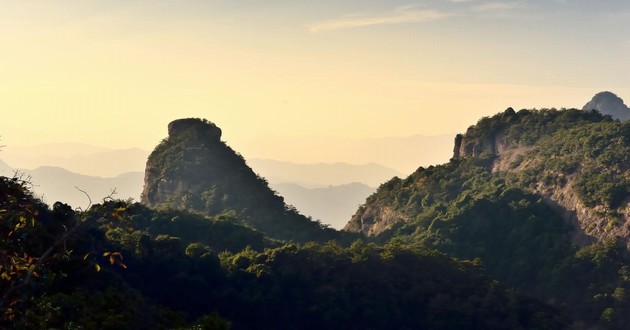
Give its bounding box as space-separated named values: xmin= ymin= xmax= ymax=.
xmin=350 ymin=108 xmax=629 ymax=243
xmin=345 ymin=107 xmax=630 ymax=327
xmin=141 ymin=118 xmax=345 ymax=242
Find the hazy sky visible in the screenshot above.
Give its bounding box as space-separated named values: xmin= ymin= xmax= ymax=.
xmin=2 ymin=1 xmax=630 ymax=164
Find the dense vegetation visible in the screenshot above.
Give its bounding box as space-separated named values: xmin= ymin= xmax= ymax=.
xmin=515 ymin=121 xmax=630 ymax=208
xmin=0 ymin=176 xmax=564 ymax=329
xmin=462 ymin=107 xmax=611 ymax=148
xmin=349 ymin=108 xmax=630 ymax=328
xmin=350 ymin=155 xmax=630 ymax=327
xmin=460 ymin=108 xmax=630 ymax=210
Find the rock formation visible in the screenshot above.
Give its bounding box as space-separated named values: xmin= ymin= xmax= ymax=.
xmin=452 ymin=108 xmax=513 ymax=159
xmin=142 ymin=118 xmax=343 ymax=242
xmin=142 ymin=118 xmax=243 ymax=210
xmin=583 ymin=91 xmax=630 ymax=121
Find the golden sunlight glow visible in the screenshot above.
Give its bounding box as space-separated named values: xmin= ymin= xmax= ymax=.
xmin=1 ymin=2 xmax=628 ymax=166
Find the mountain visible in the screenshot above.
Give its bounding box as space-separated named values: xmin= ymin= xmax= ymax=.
xmin=141 ymin=118 xmax=345 ymax=242
xmin=270 ymin=182 xmax=375 ymax=229
xmin=348 ymin=107 xmax=630 ymax=242
xmin=248 ymin=159 xmax=402 ymax=188
xmin=345 ymin=107 xmax=630 ymax=327
xmin=583 ymin=91 xmax=630 ymax=121
xmin=349 ymin=107 xmax=629 ymax=241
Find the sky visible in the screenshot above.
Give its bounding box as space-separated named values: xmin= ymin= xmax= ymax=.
xmin=2 ymin=0 xmax=630 ymax=170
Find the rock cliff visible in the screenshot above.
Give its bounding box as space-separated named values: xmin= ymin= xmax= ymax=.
xmin=142 ymin=118 xmax=343 ymax=242
xmin=142 ymin=118 xmax=249 ymax=209
xmin=452 ymin=108 xmax=513 ymax=159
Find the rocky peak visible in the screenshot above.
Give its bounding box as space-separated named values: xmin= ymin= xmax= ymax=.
xmin=141 ymin=118 xmax=341 ymax=242
xmin=583 ymin=91 xmax=630 ymax=121
xmin=167 ymin=118 xmax=222 ymax=142
xmin=142 ymin=118 xmax=263 ymax=212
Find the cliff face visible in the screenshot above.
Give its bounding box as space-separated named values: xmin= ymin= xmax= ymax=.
xmin=452 ymin=130 xmax=509 ymax=159
xmin=452 ymin=108 xmax=514 ymax=159
xmin=142 ymin=118 xmax=341 ymax=242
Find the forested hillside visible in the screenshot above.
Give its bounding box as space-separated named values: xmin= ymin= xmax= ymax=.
xmin=347 ymin=108 xmax=630 ymax=327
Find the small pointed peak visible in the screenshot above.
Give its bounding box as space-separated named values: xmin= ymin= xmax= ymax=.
xmin=583 ymin=91 xmax=630 ymax=120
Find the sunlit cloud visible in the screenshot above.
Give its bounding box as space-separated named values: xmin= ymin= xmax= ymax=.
xmin=308 ymin=6 xmax=452 ymax=33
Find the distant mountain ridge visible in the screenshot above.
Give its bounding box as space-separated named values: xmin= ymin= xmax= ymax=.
xmin=1 ymin=145 xmax=149 ymax=177
xmin=0 ymin=159 xmax=144 ymax=208
xmin=235 ymin=134 xmax=454 ymax=174
xmin=270 ymin=182 xmax=375 ymax=229
xmin=27 ymin=167 xmax=144 ymax=208
xmin=3 ymin=133 xmax=453 ymax=180
xmin=248 ymin=159 xmax=402 ymax=188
